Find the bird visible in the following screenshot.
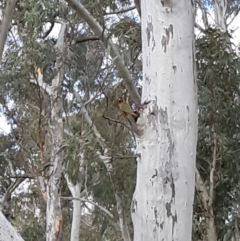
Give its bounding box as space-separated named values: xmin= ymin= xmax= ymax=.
xmin=117 ymin=96 xmax=139 ymax=122
xmin=117 ymin=96 xmax=142 ymax=135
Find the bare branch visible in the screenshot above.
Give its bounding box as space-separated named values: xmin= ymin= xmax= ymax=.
xmin=196 ymin=0 xmax=209 ymax=30
xmin=74 ymin=91 xmax=112 ymax=171
xmin=65 ymin=0 xmax=141 ymax=105
xmin=61 ymin=197 xmax=114 ymax=219
xmin=227 ymin=6 xmax=240 ymax=26
xmin=0 ymin=0 xmax=18 ymax=63
xmin=134 ymin=0 xmax=141 ymax=17
xmin=43 ymin=21 xmax=55 ymax=39
xmin=195 ymin=22 xmax=205 ymax=32
xmin=74 ymin=36 xmax=99 ymax=44
xmin=105 ymin=6 xmax=136 ymax=15
xmin=212 ymin=0 xmax=227 ymax=31
xmin=209 ymin=132 xmax=217 ymax=203
xmin=0 ymin=178 xmax=25 ymax=211
xmin=10 ymin=175 xmax=34 ymax=179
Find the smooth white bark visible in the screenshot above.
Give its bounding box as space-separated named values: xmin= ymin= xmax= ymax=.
xmin=0 ymin=212 xmax=25 ymax=241
xmin=65 ymin=153 xmax=85 ymax=241
xmin=66 ymin=176 xmax=82 ymax=241
xmin=132 ymin=1 xmax=197 ymax=240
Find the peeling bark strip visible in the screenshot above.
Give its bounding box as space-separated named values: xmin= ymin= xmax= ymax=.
xmin=132 ymin=0 xmax=197 ymax=241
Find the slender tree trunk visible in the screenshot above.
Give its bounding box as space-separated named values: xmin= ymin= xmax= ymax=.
xmin=0 ymin=0 xmax=18 ymax=63
xmin=195 ymin=170 xmax=217 ymax=241
xmin=115 ymin=193 xmax=131 ymax=241
xmin=131 ymin=1 xmax=198 ymax=240
xmin=46 ymin=23 xmax=67 ymax=241
xmin=65 ymin=154 xmax=85 ymax=241
xmin=213 ymin=0 xmax=227 ymax=30
xmin=0 ymin=1 xmax=26 ymax=240
xmin=67 ymin=181 xmax=82 ymax=241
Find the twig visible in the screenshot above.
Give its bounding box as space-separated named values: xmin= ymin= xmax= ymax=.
xmin=104 ymin=6 xmax=136 ymax=15
xmin=74 ymin=36 xmax=99 ymax=44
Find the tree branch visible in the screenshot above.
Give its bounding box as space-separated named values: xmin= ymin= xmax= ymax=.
xmin=74 ymin=91 xmax=112 ymax=171
xmin=209 ymin=132 xmax=217 ymax=203
xmin=105 ymin=6 xmax=136 ymax=15
xmin=0 ymin=178 xmax=25 ymax=211
xmin=195 ymin=169 xmax=209 ymax=209
xmin=65 ymin=0 xmax=141 ymax=105
xmin=61 ymin=197 xmax=114 ymax=219
xmin=74 ymin=36 xmax=99 ymax=44
xmin=0 ymin=0 xmax=18 ymax=63
xmin=43 ymin=21 xmax=55 ymax=39
xmin=196 ymin=0 xmax=209 ymax=30
xmin=134 ymin=0 xmax=141 ymax=17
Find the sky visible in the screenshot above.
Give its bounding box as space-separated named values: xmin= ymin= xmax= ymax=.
xmin=0 ymin=8 xmax=240 ymax=134
xmin=0 ymin=114 xmax=10 ymax=134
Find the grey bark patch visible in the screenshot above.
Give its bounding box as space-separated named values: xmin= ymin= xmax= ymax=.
xmin=152 ymin=169 xmax=158 ymax=178
xmin=146 ymin=20 xmax=154 ymax=47
xmin=161 ymin=35 xmax=168 ymax=53
xmin=166 ymin=128 xmax=175 ymax=161
xmin=159 ymin=107 xmax=168 ymax=124
xmin=160 ymin=221 xmax=164 ymax=229
xmin=165 ymin=201 xmax=178 ymax=235
xmin=170 ymin=174 xmax=175 ymax=202
xmin=145 ymin=74 xmax=151 ymax=84
xmin=165 ymin=202 xmax=171 ymax=217
xmin=161 ymin=24 xmax=174 ymax=53
xmin=154 ymin=207 xmax=160 ymax=227
xmin=172 ymin=211 xmax=177 ymax=235
xmin=131 ymin=199 xmax=137 ymax=213
xmin=172 ymin=65 xmax=177 ymax=73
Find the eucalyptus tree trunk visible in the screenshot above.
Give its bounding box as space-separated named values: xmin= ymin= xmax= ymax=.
xmin=0 ymin=1 xmax=27 ymax=241
xmin=44 ymin=23 xmax=67 ymax=241
xmin=131 ymin=1 xmax=197 ymax=240
xmin=65 ymin=153 xmax=85 ymax=241
xmin=0 ymin=212 xmax=25 ymax=241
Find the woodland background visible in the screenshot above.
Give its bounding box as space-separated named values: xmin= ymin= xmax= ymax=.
xmin=0 ymin=0 xmax=240 ymax=240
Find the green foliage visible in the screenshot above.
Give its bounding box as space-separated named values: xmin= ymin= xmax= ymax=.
xmin=195 ymin=27 xmax=240 ymax=240
xmin=21 ymin=222 xmax=45 ymax=241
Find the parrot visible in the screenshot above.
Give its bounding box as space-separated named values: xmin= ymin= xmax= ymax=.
xmin=117 ymin=96 xmax=143 ymax=135
xmin=117 ymin=96 xmax=139 ymax=122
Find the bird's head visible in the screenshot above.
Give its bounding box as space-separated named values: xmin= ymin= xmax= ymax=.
xmin=117 ymin=96 xmax=123 ymax=105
